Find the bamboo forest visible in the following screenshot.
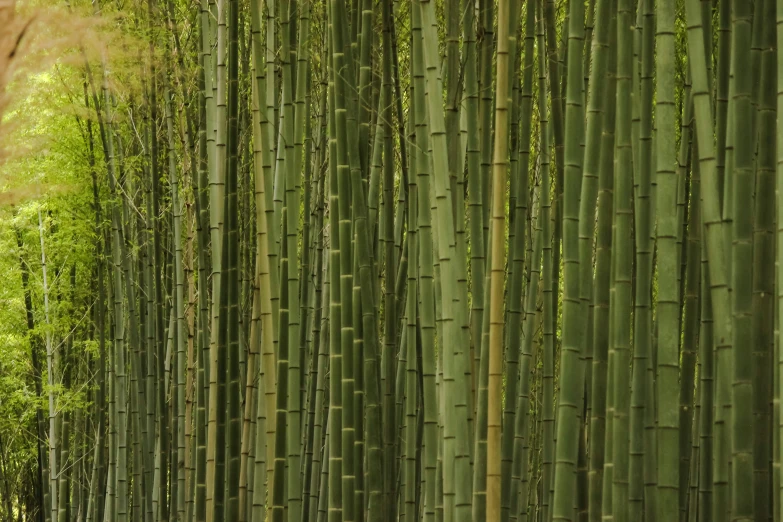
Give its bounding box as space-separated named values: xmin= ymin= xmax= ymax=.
xmin=5 ymin=0 xmax=783 ymax=520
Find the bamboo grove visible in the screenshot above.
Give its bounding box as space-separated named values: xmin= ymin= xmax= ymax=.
xmin=5 ymin=0 xmax=783 ymax=521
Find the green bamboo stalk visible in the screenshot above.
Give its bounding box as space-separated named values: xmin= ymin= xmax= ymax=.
xmin=676 ymin=70 xmax=696 ymax=522
xmin=223 ymin=0 xmax=242 ymax=518
xmin=17 ymin=227 xmax=50 ymax=522
xmin=39 ymin=212 xmax=58 ymax=522
xmin=138 ymin=54 xmax=159 ymax=522
xmin=473 ymin=125 xmax=492 ymax=522
xmin=327 ymin=2 xmax=357 ymax=520
xmin=775 ymin=330 xmax=781 ymax=522
xmin=610 ymin=0 xmax=633 ymax=520
xmin=165 ymin=85 xmax=187 ymax=522
xmin=463 ymin=0 xmax=485 ymax=381
xmin=116 ymin=124 xmax=152 ymax=522
xmin=356 ymin=0 xmax=372 ymax=171
xmin=697 ymin=164 xmax=713 ymax=522
xmin=98 ymin=65 xmax=131 ymax=522
xmin=418 ymin=2 xmax=474 ymax=521
xmin=326 ymin=54 xmax=344 ymax=522
xmin=200 ymin=0 xmax=217 ymax=210
xmin=57 ymin=386 xmax=70 ymax=522
xmin=249 ymin=32 xmax=275 ymax=522
xmin=141 ymin=8 xmax=169 ymax=515
xmin=306 ymin=255 xmax=329 ymax=522
xmin=352 ymin=245 xmax=366 ymax=522
xmin=316 ymin=425 xmax=331 ymax=522
xmin=543 ymin=0 xmax=565 ymax=337
xmin=118 ymin=147 xmax=142 ymax=522
xmin=509 ymin=177 xmax=543 ymax=522
xmin=654 ymin=0 xmax=679 ymax=520
xmin=249 ymin=7 xmax=278 ymax=329
xmin=511 ymin=13 xmax=546 ymax=520
xmin=504 ymin=53 xmax=523 ymax=350
xmin=75 ymin=359 xmax=87 ymax=522
xmin=486 ymin=0 xmax=512 ymax=513
xmin=540 ymin=4 xmax=556 ymax=518
xmin=776 ymin=4 xmax=783 ymax=521
xmin=586 ymin=1 xmax=616 ymax=520
xmin=541 ymin=26 xmax=556 ymax=522
xmin=715 ymin=0 xmax=730 ymax=206
xmin=675 ymin=68 xmax=693 ymax=324
xmin=687 ymin=381 xmax=701 ymax=522
xmin=86 ymin=117 xmax=108 ymax=522
xmin=334 ymin=20 xmax=387 ymax=519
xmin=137 ymin=94 xmax=155 ymax=522
xmin=572 ymin=1 xmax=610 ymax=519
xmin=577 ymin=0 xmax=609 ymax=440
xmin=214 ymin=0 xmax=227 ymax=243
xmin=331 ymin=7 xmax=389 ymax=522
xmin=368 ymin=88 xmax=384 ymax=296
xmin=550 ymin=0 xmax=587 ymax=518
xmin=271 ymin=213 xmax=290 ymax=522
xmin=752 ymin=5 xmax=776 ymax=522
xmin=248 ymin=7 xmax=279 ymax=513
xmin=630 ymin=2 xmax=655 ymax=519
xmin=722 ymin=0 xmax=736 ymax=276
xmin=543 ymin=0 xmax=565 ymax=189
xmin=380 ymin=0 xmax=397 ymax=514
xmin=414 ymin=35 xmax=438 ymax=521
xmin=601 ymin=198 xmax=617 ymax=522
xmin=682 ymin=3 xmax=734 ymax=522
xmin=283 ymin=0 xmax=305 ymax=515
xmin=630 ymin=3 xmax=641 ymax=180
xmin=239 ymin=33 xmax=270 ymax=510
xmin=301 ymin=75 xmax=325 ymax=522
xmin=477 ymin=0 xmax=494 ymax=247
xmin=729 ymin=2 xmax=755 ymax=520
xmin=105 ymin=319 xmax=116 ymax=522
xmin=403 ymin=140 xmax=419 ymax=522
xmin=444 ymin=0 xmax=461 ymax=191
xmin=680 ymin=130 xmax=700 ymax=522
xmin=205 ymin=2 xmax=224 ymax=517
xmin=393 ymin=318 xmax=407 ymax=519
xmin=502 ymin=3 xmax=534 ymax=518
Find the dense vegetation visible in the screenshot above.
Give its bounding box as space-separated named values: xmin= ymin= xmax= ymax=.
xmin=0 ymin=0 xmax=780 ymax=521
